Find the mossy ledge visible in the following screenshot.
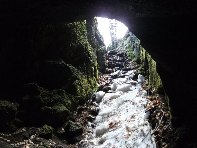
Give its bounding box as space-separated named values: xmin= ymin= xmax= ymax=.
xmin=139 ymin=46 xmax=163 ymax=92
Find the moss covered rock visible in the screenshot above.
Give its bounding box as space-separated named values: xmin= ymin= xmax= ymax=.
xmin=96 ymin=47 xmax=107 ymax=73
xmin=37 ymin=60 xmax=75 ymax=89
xmin=20 ymin=63 xmax=97 ymax=127
xmin=57 ymin=120 xmax=83 ymax=143
xmin=0 ymin=100 xmax=17 ymax=117
xmin=37 ymin=60 xmax=97 ymax=95
xmin=34 ymin=21 xmax=99 ymax=78
xmin=86 ymin=18 xmax=106 ymax=73
xmin=139 ymin=46 xmax=163 ymax=92
xmin=41 ymin=104 xmax=70 ymax=126
xmin=0 ymin=100 xmax=18 ymax=131
xmin=20 ymin=84 xmax=74 ymax=127
xmin=64 ymin=120 xmax=83 ymax=137
xmin=39 ymin=124 xmax=53 ymax=139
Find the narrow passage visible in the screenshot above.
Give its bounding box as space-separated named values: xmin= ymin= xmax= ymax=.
xmin=79 ymin=48 xmax=156 ymax=148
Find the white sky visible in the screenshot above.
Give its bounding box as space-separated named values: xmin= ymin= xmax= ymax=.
xmin=97 ymin=17 xmax=128 ymax=47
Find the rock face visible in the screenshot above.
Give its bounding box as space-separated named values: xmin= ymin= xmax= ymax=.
xmin=139 ymin=47 xmax=163 ymax=93
xmin=86 ymin=18 xmax=106 ymax=73
xmin=0 ymin=100 xmax=18 ymax=131
xmin=0 ymin=19 xmax=105 ymax=138
xmin=112 ymin=32 xmax=164 ymax=97
xmin=1 ymin=0 xmax=197 ymax=146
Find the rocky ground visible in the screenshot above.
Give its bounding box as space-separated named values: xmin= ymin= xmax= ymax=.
xmin=0 ymin=49 xmax=173 ymax=148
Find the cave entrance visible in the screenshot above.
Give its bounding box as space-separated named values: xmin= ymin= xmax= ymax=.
xmin=96 ymin=16 xmax=142 ymax=70
xmin=96 ymin=17 xmax=128 ymax=48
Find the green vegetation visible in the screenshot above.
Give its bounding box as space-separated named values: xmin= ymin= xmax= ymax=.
xmin=126 ymin=43 xmax=135 ymax=60
xmin=39 ymin=124 xmax=54 ymax=139
xmin=121 ymin=32 xmax=163 ymax=92
xmin=139 ymin=46 xmax=163 ymax=92
xmin=21 ymin=63 xmax=97 ymax=127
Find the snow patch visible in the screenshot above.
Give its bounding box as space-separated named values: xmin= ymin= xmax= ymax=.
xmin=82 ymin=70 xmax=156 ymax=148
xmin=95 ymin=91 xmax=105 ymax=103
xmin=116 ymin=83 xmax=132 ymax=92
xmin=137 ymin=74 xmax=145 ymax=83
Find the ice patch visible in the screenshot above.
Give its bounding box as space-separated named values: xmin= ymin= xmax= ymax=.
xmin=95 ymin=123 xmax=109 ymax=137
xmin=116 ymin=83 xmax=132 ymax=92
xmin=95 ymin=91 xmax=105 ymax=103
xmin=110 ymin=82 xmax=118 ymax=91
xmin=137 ymin=74 xmax=145 ymax=83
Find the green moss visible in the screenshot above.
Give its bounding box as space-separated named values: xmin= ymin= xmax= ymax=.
xmin=17 ymin=19 xmax=100 ymax=129
xmin=39 ymin=124 xmax=53 ymax=139
xmin=0 ymin=100 xmax=17 ymax=113
xmin=41 ymin=104 xmax=70 ymax=126
xmin=147 ymin=54 xmax=162 ymax=90
xmin=68 ymin=21 xmax=98 ymax=76
xmin=125 ymin=43 xmax=134 ymax=60
xmin=0 ymin=100 xmax=18 ymax=131
xmin=23 ymin=63 xmax=97 ymax=126
xmin=73 ymin=75 xmax=97 ymax=99
xmin=66 ymin=21 xmax=93 ymax=58
xmin=64 ymin=120 xmax=83 ymax=134
xmin=37 ymin=62 xmax=97 ymax=103
xmin=63 ymin=64 xmax=97 ymax=99
xmin=40 ymin=89 xmax=72 ymax=108
xmin=50 ymin=104 xmax=69 ymax=114
xmin=139 ymin=46 xmax=163 ymax=92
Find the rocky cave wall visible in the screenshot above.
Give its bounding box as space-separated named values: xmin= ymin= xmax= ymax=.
xmin=119 ymin=32 xmax=163 ymax=94
xmin=140 ymin=47 xmax=163 ymax=92
xmin=0 ymin=18 xmax=105 ymax=131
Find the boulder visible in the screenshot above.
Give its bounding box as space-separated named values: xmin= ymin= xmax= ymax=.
xmin=37 ymin=61 xmax=75 ymax=89
xmin=41 ymin=104 xmax=70 ymax=127
xmin=58 ymin=120 xmax=83 ymax=143
xmin=39 ymin=124 xmax=54 ymax=139
xmin=0 ymin=100 xmax=18 ymax=131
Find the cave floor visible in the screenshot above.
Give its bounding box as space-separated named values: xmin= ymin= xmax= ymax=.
xmin=80 ymin=69 xmax=157 ymax=148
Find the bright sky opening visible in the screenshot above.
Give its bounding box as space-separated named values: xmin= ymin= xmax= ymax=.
xmin=96 ymin=17 xmax=128 ymax=47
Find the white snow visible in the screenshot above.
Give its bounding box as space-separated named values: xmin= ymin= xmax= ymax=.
xmin=81 ymin=71 xmax=156 ymax=148
xmin=116 ymin=83 xmax=132 ymax=92
xmin=110 ymin=83 xmax=118 ymax=91
xmin=110 ymin=70 xmax=121 ymax=77
xmin=137 ymin=74 xmax=145 ymax=83
xmin=95 ymin=91 xmax=106 ymax=103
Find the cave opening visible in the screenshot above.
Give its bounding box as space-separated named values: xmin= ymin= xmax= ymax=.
xmin=96 ymin=17 xmax=128 ymax=48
